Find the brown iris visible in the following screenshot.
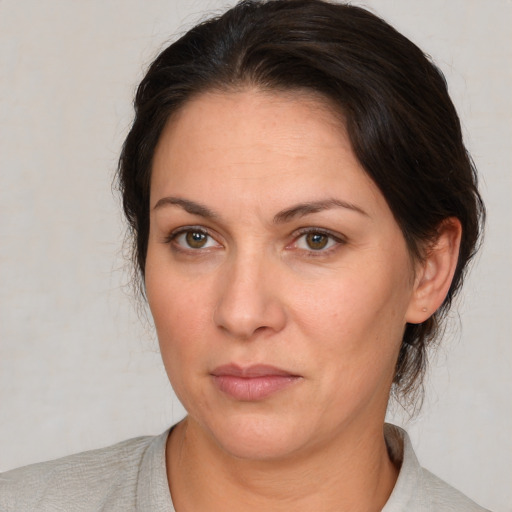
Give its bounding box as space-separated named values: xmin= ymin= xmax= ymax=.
xmin=185 ymin=231 xmax=208 ymax=248
xmin=305 ymin=232 xmax=329 ymax=250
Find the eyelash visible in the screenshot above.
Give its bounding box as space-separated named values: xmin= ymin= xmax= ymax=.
xmin=291 ymin=228 xmax=345 ymax=256
xmin=163 ymin=226 xmax=345 ymax=256
xmin=164 ymin=226 xmax=220 ymax=253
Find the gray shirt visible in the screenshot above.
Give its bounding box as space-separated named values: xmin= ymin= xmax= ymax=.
xmin=0 ymin=424 xmax=489 ymax=511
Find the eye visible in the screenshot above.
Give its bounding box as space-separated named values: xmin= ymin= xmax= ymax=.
xmin=171 ymin=228 xmax=220 ymax=250
xmin=292 ymin=230 xmax=342 ymax=252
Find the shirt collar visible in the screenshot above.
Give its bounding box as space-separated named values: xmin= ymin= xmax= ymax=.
xmin=382 ymin=423 xmax=430 ymax=511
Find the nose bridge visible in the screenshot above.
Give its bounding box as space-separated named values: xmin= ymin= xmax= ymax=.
xmin=213 ymin=245 xmax=286 ymax=339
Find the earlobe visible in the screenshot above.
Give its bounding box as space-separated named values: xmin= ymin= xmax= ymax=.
xmin=405 ymin=218 xmax=462 ymax=324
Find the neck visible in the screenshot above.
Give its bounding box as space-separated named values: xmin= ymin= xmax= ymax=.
xmin=166 ymin=417 xmax=399 ymax=512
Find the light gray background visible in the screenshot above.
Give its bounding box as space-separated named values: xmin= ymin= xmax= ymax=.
xmin=0 ymin=1 xmax=510 ymax=510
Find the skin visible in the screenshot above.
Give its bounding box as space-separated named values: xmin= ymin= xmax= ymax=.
xmin=145 ymin=89 xmax=461 ymax=511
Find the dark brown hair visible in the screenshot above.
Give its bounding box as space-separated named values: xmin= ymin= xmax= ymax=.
xmin=117 ymin=0 xmax=484 ymax=402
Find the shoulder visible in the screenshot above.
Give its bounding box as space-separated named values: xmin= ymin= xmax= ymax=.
xmin=420 ymin=468 xmax=491 ymax=512
xmin=0 ymin=432 xmax=169 ymax=512
xmin=384 ymin=424 xmax=491 ymax=512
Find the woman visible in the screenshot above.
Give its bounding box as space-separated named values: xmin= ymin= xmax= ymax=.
xmin=0 ymin=0 xmax=491 ymax=510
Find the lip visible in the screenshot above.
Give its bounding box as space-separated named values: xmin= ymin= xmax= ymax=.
xmin=210 ymin=364 xmax=301 ymax=401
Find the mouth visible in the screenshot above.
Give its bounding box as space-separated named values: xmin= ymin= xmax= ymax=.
xmin=210 ymin=364 xmax=302 ymax=401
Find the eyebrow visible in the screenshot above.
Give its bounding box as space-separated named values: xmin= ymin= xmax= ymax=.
xmin=153 ymin=196 xmax=217 ymax=218
xmin=153 ymin=196 xmax=368 ymax=222
xmin=272 ymin=199 xmax=368 ymax=224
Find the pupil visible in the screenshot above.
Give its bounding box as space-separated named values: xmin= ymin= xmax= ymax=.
xmin=186 ymin=231 xmax=206 ymax=248
xmin=307 ymin=233 xmax=328 ymax=250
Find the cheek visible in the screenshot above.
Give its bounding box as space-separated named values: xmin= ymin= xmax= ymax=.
xmin=296 ymin=267 xmax=408 ymax=343
xmin=147 ymin=289 xmax=207 ymax=415
xmin=292 ymin=257 xmax=413 ymax=382
xmin=301 ymin=293 xmax=404 ymax=421
xmin=145 ymin=238 xmax=212 ymax=338
xmin=145 ymin=256 xmax=210 ymax=386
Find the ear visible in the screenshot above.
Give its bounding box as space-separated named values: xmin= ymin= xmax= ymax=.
xmin=406 ymin=218 xmax=462 ymax=324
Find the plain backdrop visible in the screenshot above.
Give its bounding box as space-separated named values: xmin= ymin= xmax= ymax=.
xmin=0 ymin=1 xmax=510 ymax=510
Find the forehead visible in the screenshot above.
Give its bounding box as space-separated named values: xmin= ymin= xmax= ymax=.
xmin=150 ymin=89 xmax=386 ymax=218
xmin=156 ymin=88 xmax=347 ymax=159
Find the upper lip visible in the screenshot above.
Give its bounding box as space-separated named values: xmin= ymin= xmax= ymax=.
xmin=210 ymin=364 xmax=298 ymax=378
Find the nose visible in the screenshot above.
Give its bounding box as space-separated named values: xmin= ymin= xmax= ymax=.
xmin=213 ymin=254 xmax=287 ymax=340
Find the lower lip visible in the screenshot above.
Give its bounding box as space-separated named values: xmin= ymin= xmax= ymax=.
xmin=212 ymin=375 xmax=300 ymax=401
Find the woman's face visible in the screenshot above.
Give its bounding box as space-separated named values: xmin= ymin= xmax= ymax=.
xmin=146 ymin=90 xmax=419 ymax=460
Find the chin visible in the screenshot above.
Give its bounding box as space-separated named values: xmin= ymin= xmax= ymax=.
xmin=199 ymin=411 xmax=313 ymax=462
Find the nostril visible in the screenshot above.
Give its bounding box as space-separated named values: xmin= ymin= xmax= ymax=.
xmin=213 ymin=293 xmax=287 ymax=340
xmin=213 ymin=260 xmax=287 ymax=339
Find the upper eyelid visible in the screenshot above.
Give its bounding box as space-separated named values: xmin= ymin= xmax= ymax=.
xmin=286 ymin=228 xmax=346 ymax=256
xmin=169 ymin=225 xmax=213 ymax=237
xmin=163 ymin=226 xmax=216 ymax=244
xmin=292 ymin=227 xmax=346 ymax=242
xmin=164 ymin=228 xmax=223 ymax=253
xmin=163 ymin=225 xmax=346 ymax=247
